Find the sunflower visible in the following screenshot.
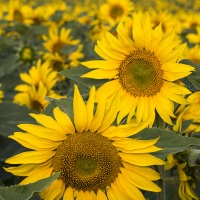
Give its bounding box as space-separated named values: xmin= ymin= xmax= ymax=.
xmin=165 ymin=155 xmax=199 ymax=200
xmin=186 ymin=26 xmax=200 ymax=44
xmin=5 ymin=85 xmax=164 ymax=200
xmin=13 ymin=82 xmax=63 ymax=111
xmin=149 ymin=9 xmax=177 ymax=35
xmin=81 ymin=12 xmax=194 ymax=126
xmin=43 ymin=26 xmax=79 ymax=53
xmin=99 ymin=0 xmax=134 ymax=26
xmin=183 ymin=44 xmax=200 ymax=63
xmin=44 ymin=45 xmax=84 ymax=71
xmin=177 ymin=163 xmax=199 ymax=200
xmin=18 ymin=59 xmax=58 ymax=91
xmin=5 ymin=0 xmax=32 ymax=25
xmin=174 ymin=92 xmax=200 ymax=134
xmin=19 ymin=46 xmax=35 ymax=63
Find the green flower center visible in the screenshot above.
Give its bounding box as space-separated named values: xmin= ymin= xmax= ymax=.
xmin=110 ymin=5 xmax=124 ymax=19
xmin=75 ymin=157 xmax=98 ymax=177
xmin=52 ymin=132 xmax=122 ymax=191
xmin=118 ymin=49 xmax=163 ymax=96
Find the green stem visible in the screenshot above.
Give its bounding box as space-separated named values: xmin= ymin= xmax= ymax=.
xmin=156 ymin=165 xmax=166 ymax=200
xmin=155 ymin=114 xmax=166 ymax=200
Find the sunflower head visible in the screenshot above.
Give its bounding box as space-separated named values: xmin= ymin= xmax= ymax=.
xmin=5 ymin=85 xmax=164 ymax=199
xmin=100 ymin=0 xmax=134 ymax=25
xmin=82 ymin=12 xmax=194 ymax=126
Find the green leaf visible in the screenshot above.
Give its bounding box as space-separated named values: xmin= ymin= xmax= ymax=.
xmin=180 ymin=59 xmax=200 ymax=91
xmin=0 ymin=54 xmax=18 ymax=78
xmin=131 ymin=128 xmax=200 ymax=159
xmin=59 ymin=66 xmax=108 ymax=90
xmin=0 ymin=173 xmax=60 ymax=200
xmin=43 ymin=97 xmax=73 ymax=120
xmin=0 ymin=102 xmax=36 ymax=137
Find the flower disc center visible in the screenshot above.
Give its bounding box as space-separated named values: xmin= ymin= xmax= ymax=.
xmin=52 ymin=132 xmax=122 ymax=191
xmin=75 ymin=157 xmax=98 ymax=177
xmin=110 ymin=5 xmax=124 ymax=19
xmin=118 ymin=49 xmax=163 ymax=96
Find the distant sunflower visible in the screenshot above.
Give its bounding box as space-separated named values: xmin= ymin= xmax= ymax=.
xmin=13 ymin=82 xmax=62 ymax=111
xmin=174 ymin=92 xmax=200 ymax=134
xmin=177 ymin=163 xmax=198 ymax=200
xmin=5 ymin=85 xmax=164 ymax=200
xmin=5 ymin=0 xmax=32 ymax=24
xmin=186 ymin=26 xmax=200 ymax=44
xmin=149 ymin=9 xmax=177 ymax=34
xmin=18 ymin=59 xmax=58 ymax=91
xmin=82 ymin=13 xmax=194 ymax=126
xmin=100 ymin=0 xmax=134 ymax=26
xmin=165 ymin=155 xmax=199 ymax=200
xmin=43 ymin=26 xmax=79 ymax=53
xmin=183 ymin=44 xmax=200 ymax=63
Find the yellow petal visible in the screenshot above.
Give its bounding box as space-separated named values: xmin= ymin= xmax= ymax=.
xmin=110 ymin=183 xmax=130 ymax=200
xmin=20 ymin=167 xmax=53 ymax=185
xmin=104 ymin=117 xmax=152 ymax=138
xmin=154 ymin=94 xmax=174 ymax=125
xmin=97 ymin=189 xmax=107 ymax=200
xmin=95 ymin=45 xmax=117 ymax=62
xmin=4 ymin=164 xmax=37 ymax=176
xmin=136 ymin=96 xmax=145 ymax=123
xmin=10 ymin=132 xmax=61 ymax=150
xmin=63 ymin=187 xmax=74 ymax=200
xmin=89 ymin=90 xmax=107 ymax=132
xmin=162 ymin=62 xmax=194 ymax=74
xmin=97 ymin=40 xmax=125 ymax=60
xmin=76 ymin=190 xmax=85 ymax=200
xmin=41 ymin=179 xmax=64 ymax=200
xmin=132 ymin=13 xmax=144 ymax=48
xmin=29 ymin=113 xmax=66 ymax=133
xmin=107 ymin=187 xmax=117 ymax=200
xmin=161 ymin=87 xmax=189 ymax=104
xmin=6 ymin=151 xmax=55 ymax=164
xmin=143 ymin=13 xmax=152 ymax=46
xmin=73 ymin=85 xmax=87 ymax=132
xmin=163 ymin=82 xmax=191 ymax=95
xmin=119 ymin=152 xmax=165 ymax=166
xmin=163 ymin=71 xmax=192 ymax=82
xmin=119 ymin=145 xmax=162 ymax=154
xmin=53 ymin=107 xmax=75 ymax=134
xmin=81 ymin=69 xmax=118 ymax=79
xmin=81 ymin=60 xmax=119 ymax=70
xmin=18 ymin=124 xmax=67 ymax=141
xmin=85 ymin=86 xmax=95 ymax=131
xmin=117 ymin=94 xmax=134 ymax=124
xmin=123 ymin=162 xmax=161 ymax=180
xmin=112 ymin=137 xmax=159 ymax=150
xmin=98 ymin=93 xmax=120 ymax=132
xmin=106 ymin=32 xmax=130 ymax=54
xmin=117 ymin=174 xmax=145 ymax=200
xmin=121 ymin=168 xmax=161 ymax=192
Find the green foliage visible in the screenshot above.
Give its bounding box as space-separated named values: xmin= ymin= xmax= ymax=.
xmin=59 ymin=66 xmax=108 ymax=97
xmin=131 ymin=128 xmax=200 ymax=159
xmin=0 ymin=173 xmax=60 ymax=200
xmin=181 ymin=59 xmax=200 ymax=91
xmin=0 ymin=102 xmax=36 ymax=137
xmin=43 ymin=97 xmax=73 ymax=120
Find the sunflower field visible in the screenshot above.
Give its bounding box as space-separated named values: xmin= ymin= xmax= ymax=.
xmin=1 ymin=0 xmax=200 ymax=199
